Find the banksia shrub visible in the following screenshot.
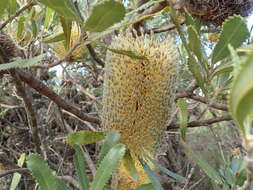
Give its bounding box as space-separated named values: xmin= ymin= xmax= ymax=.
xmin=180 ymin=0 xmax=253 ymax=25
xmin=53 ymin=25 xmax=85 ymax=62
xmin=101 ymin=31 xmax=178 ymax=189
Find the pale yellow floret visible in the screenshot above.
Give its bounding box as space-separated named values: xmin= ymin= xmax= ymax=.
xmin=102 ymin=30 xmax=178 ymax=189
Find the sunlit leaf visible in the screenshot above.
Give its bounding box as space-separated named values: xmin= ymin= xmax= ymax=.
xmin=67 ymin=130 xmax=105 ymax=146
xmin=84 ymin=0 xmax=126 ymax=32
xmin=212 ymin=15 xmax=250 ymax=64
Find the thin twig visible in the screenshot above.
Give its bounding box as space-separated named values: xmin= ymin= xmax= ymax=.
xmin=17 ymin=70 xmax=101 ymax=125
xmin=0 ymin=168 xmax=29 ymax=178
xmin=10 ymin=70 xmax=42 ymax=154
xmin=168 ymin=115 xmax=232 ymax=129
xmin=0 ymin=1 xmax=36 ymax=31
xmin=87 ymin=44 xmax=105 ymax=67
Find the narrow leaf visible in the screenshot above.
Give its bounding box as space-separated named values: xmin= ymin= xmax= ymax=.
xmin=84 ymin=0 xmax=126 ymax=32
xmin=10 ymin=153 xmax=26 ymax=190
xmin=66 ymin=130 xmax=105 ymax=146
xmin=122 ymin=150 xmax=139 ymax=181
xmin=43 ymin=32 xmax=65 ymax=43
xmin=177 ymin=98 xmax=188 ymax=141
xmin=98 ymin=131 xmax=120 ymax=163
xmin=146 ymin=156 xmax=186 ymax=183
xmin=140 ymin=159 xmax=164 ymax=190
xmin=90 ymin=144 xmax=126 ymax=190
xmin=212 ymin=15 xmax=250 ymax=64
xmin=27 ymin=154 xmax=70 ymax=190
xmin=73 ymin=145 xmax=89 ymax=190
xmin=0 ymin=54 xmax=46 ymax=71
xmin=135 ymin=183 xmax=155 ymax=190
xmin=107 ymin=48 xmax=148 ymax=60
xmin=182 ymin=143 xmax=223 ymax=184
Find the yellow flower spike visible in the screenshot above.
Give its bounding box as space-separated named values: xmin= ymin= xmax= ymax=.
xmin=102 ymin=30 xmax=179 ymax=189
xmin=53 ymin=24 xmax=85 ymax=62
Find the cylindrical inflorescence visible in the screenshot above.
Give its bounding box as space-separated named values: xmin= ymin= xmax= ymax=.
xmin=102 ymin=31 xmax=178 ymax=189
xmin=0 ymin=31 xmax=19 ymax=63
xmin=181 ymin=0 xmax=253 ymax=25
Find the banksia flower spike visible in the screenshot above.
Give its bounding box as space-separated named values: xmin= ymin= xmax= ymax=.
xmin=180 ymin=0 xmax=253 ymax=25
xmin=0 ymin=31 xmax=19 ymax=64
xmin=101 ymin=30 xmax=178 ymax=189
xmin=53 ymin=24 xmax=85 ymax=62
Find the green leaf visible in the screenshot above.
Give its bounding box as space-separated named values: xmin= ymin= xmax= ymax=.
xmin=0 ymin=0 xmax=7 ymax=16
xmin=229 ymin=54 xmax=253 ymax=134
xmin=187 ymin=25 xmax=208 ymax=73
xmin=90 ymin=144 xmax=126 ymax=190
xmin=17 ymin=16 xmax=25 ymax=40
xmin=44 ymin=7 xmax=54 ymax=29
xmin=8 ymin=0 xmax=19 ymax=15
xmin=10 ymin=153 xmax=26 ymax=190
xmin=177 ymin=98 xmax=188 ymax=141
xmin=139 ymin=159 xmax=164 ymax=190
xmin=60 ymin=18 xmax=72 ymax=50
xmin=135 ymin=183 xmax=155 ymax=190
xmin=107 ymin=47 xmax=148 ymax=60
xmin=84 ymin=0 xmax=126 ymax=32
xmin=73 ymin=145 xmax=89 ymax=190
xmin=187 ymin=57 xmax=205 ymax=91
xmin=0 ymin=54 xmax=46 ymax=71
xmin=182 ymin=142 xmax=223 ymax=184
xmin=37 ymin=0 xmax=82 ymax=22
xmin=211 ymin=65 xmax=234 ymax=79
xmin=27 ymin=154 xmax=70 ymax=190
xmin=146 ymin=156 xmax=186 ymax=183
xmin=122 ymin=150 xmax=139 ymax=181
xmin=43 ymin=32 xmax=65 ymax=43
xmin=66 ymin=130 xmax=105 ymax=146
xmin=98 ymin=131 xmax=120 ymax=164
xmin=212 ymin=15 xmax=250 ymax=64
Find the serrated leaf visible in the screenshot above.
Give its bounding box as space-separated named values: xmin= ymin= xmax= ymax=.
xmin=182 ymin=143 xmax=223 ymax=184
xmin=187 ymin=57 xmax=205 ymax=92
xmin=146 ymin=155 xmax=186 ymax=183
xmin=73 ymin=145 xmax=89 ymax=190
xmin=139 ymin=159 xmax=164 ymax=190
xmin=98 ymin=131 xmax=120 ymax=164
xmin=212 ymin=16 xmax=250 ymax=64
xmin=187 ymin=25 xmax=208 ymax=73
xmin=177 ymin=98 xmax=188 ymax=141
xmin=0 ymin=54 xmax=46 ymax=71
xmin=90 ymin=144 xmax=126 ymax=190
xmin=122 ymin=149 xmax=139 ymax=181
xmin=27 ymin=154 xmax=70 ymax=190
xmin=135 ymin=183 xmax=155 ymax=190
xmin=37 ymin=0 xmax=82 ymax=22
xmin=84 ymin=0 xmax=126 ymax=32
xmin=107 ymin=48 xmax=148 ymax=60
xmin=67 ymin=130 xmax=105 ymax=146
xmin=229 ymin=54 xmax=253 ymax=134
